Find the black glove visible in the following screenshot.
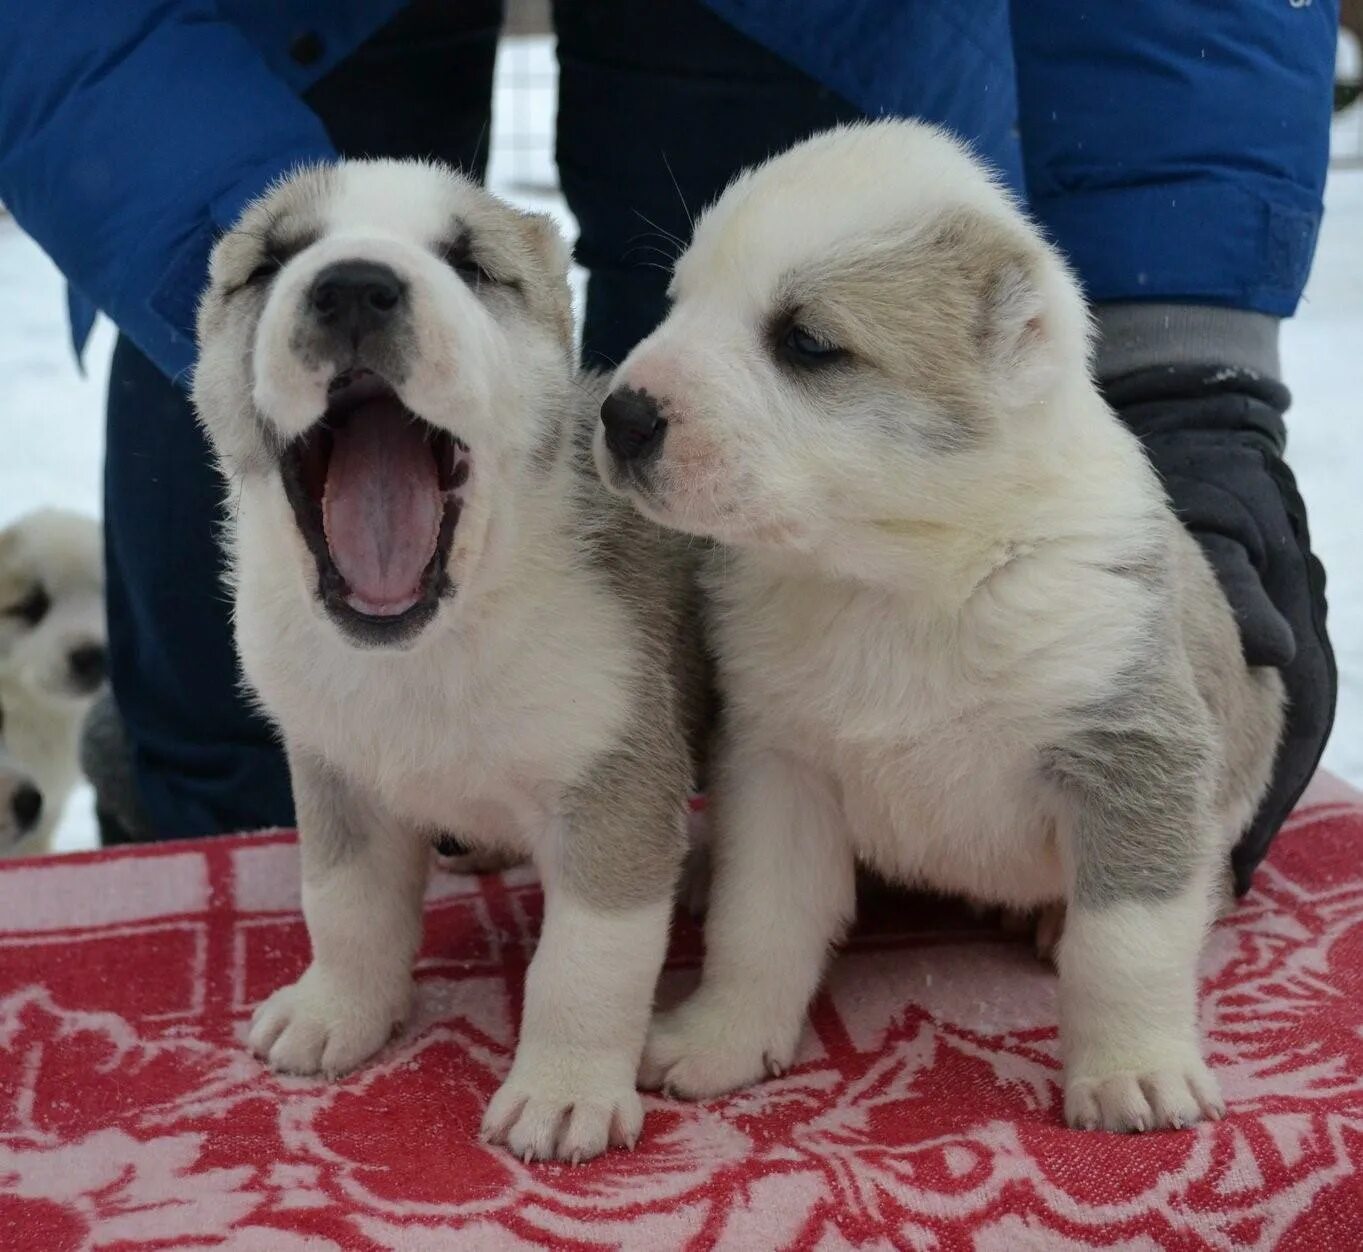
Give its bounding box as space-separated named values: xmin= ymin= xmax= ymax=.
xmin=1104 ymin=364 xmax=1337 ymax=893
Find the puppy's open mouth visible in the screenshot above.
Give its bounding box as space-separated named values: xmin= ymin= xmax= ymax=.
xmin=280 ymin=369 xmax=470 ymax=643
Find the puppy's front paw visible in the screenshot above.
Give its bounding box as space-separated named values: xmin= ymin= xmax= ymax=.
xmin=248 ymin=965 xmax=409 ymax=1078
xmin=640 ymin=992 xmax=800 ymax=1099
xmin=1065 ymin=1054 xmax=1224 ymax=1132
xmin=481 ymin=1054 xmax=643 ymax=1163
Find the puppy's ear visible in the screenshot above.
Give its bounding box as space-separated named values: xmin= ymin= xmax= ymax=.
xmin=930 ymin=209 xmax=1048 ymax=378
xmin=517 ymin=211 xmax=571 ymax=278
xmin=979 ymin=252 xmax=1047 ymax=375
xmin=516 ymin=211 xmax=575 ymax=352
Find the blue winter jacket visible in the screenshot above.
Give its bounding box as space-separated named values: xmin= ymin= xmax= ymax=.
xmin=0 ymin=1 xmax=1338 ymax=385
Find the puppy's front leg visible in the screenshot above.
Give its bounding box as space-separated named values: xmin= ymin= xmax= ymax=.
xmin=1053 ymin=737 xmax=1223 ymax=1131
xmin=640 ymin=748 xmax=856 ymax=1099
xmin=249 ymin=753 xmax=428 ymax=1077
xmin=481 ymin=877 xmax=672 ymax=1163
xmin=480 ymin=733 xmax=696 ymax=1163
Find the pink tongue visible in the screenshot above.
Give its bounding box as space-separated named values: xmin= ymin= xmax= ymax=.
xmin=322 ymin=399 xmax=441 ymax=614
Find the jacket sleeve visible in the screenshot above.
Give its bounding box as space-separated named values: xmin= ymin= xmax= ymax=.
xmin=0 ymin=2 xmax=337 ymax=384
xmin=1011 ymin=0 xmax=1339 ymax=317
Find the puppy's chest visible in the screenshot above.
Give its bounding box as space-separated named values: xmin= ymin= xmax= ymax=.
xmin=259 ymin=610 xmax=634 ymax=834
xmin=719 ymin=580 xmax=1000 ymax=746
xmin=718 ymin=580 xmax=1065 ymax=902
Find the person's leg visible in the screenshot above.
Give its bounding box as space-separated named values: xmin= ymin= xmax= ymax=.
xmin=100 ymin=0 xmax=503 ymax=839
xmin=552 ymin=0 xmax=867 ymax=369
xmin=104 ymin=338 xmax=294 ymax=837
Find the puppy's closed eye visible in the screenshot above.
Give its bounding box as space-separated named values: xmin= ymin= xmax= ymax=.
xmin=228 ymin=232 xmax=317 ymax=296
xmin=244 ymin=254 xmax=283 ymax=288
xmin=438 ymin=235 xmax=505 ymax=293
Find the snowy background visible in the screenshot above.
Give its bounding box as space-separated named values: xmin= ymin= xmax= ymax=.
xmin=2 ymin=37 xmax=1361 ymax=853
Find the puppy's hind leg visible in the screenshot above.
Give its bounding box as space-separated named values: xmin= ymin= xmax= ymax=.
xmin=249 ymin=754 xmax=429 ymax=1077
xmin=1047 ymin=726 xmax=1223 ymax=1131
xmin=640 ymin=747 xmax=856 ymax=1099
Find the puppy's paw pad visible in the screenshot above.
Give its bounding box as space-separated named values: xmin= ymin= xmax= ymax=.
xmin=482 ymin=1072 xmax=643 ymax=1163
xmin=1066 ymin=1060 xmax=1223 ymax=1132
xmin=640 ymin=998 xmax=795 ymax=1100
xmin=247 ymin=968 xmax=406 ymax=1078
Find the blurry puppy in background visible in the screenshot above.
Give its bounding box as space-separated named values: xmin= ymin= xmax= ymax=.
xmin=597 ymin=121 xmax=1284 ymax=1133
xmin=0 ymin=509 xmax=106 ymax=855
xmin=0 ymin=691 xmax=44 ymax=854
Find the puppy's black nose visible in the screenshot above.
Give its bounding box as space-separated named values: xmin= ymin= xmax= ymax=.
xmin=68 ymin=642 xmax=107 ymax=690
xmin=309 ymin=261 xmax=405 ymax=339
xmin=601 ymin=388 xmax=667 ymax=463
xmin=11 ymin=784 xmax=42 ymax=832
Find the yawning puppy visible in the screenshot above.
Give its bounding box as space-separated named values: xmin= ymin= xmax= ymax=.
xmin=194 ymin=161 xmax=707 ymax=1162
xmin=597 ymin=122 xmax=1284 ymax=1132
xmin=0 ymin=509 xmax=107 ymax=856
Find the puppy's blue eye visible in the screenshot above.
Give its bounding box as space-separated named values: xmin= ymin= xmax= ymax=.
xmin=780 ymin=324 xmax=844 ymax=368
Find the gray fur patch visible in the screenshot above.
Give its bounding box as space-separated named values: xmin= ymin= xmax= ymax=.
xmin=555 ymin=376 xmax=715 ymax=910
xmin=560 ymin=733 xmax=691 ymax=912
xmin=1042 ymin=719 xmax=1211 ymax=906
xmin=291 ymin=752 xmax=369 ymax=875
xmin=1045 ymin=512 xmax=1283 ymax=909
xmin=528 ymin=402 xmax=571 ymax=476
xmin=1044 ymin=529 xmax=1226 ymax=907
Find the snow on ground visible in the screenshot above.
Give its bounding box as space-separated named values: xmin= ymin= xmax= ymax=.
xmin=2 ymin=39 xmax=1360 ymax=853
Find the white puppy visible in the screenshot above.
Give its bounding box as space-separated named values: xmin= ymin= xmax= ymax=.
xmin=596 ymin=122 xmax=1284 ymax=1132
xmin=0 ymin=509 xmax=106 ymax=855
xmin=193 ymin=161 xmax=709 ymax=1162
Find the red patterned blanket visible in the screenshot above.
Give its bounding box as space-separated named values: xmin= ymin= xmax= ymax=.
xmin=2 ymin=777 xmax=1362 ymax=1250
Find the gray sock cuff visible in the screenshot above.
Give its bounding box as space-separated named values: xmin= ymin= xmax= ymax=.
xmin=1093 ymin=303 xmax=1281 ymax=384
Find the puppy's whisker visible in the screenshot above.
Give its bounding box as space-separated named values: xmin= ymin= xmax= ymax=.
xmin=632 ymin=210 xmax=686 ymax=254
xmin=659 ymin=151 xmax=694 ymax=234
xmin=624 ymin=231 xmax=683 ymax=259
xmin=469 ymin=119 xmax=490 ymax=179
xmin=622 ymin=243 xmax=680 ymax=267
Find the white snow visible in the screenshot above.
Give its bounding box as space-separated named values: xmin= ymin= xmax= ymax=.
xmin=1 ymin=38 xmax=1359 ymax=852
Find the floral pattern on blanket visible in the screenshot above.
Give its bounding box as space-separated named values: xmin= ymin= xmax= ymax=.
xmin=2 ymin=785 xmax=1362 ymax=1250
